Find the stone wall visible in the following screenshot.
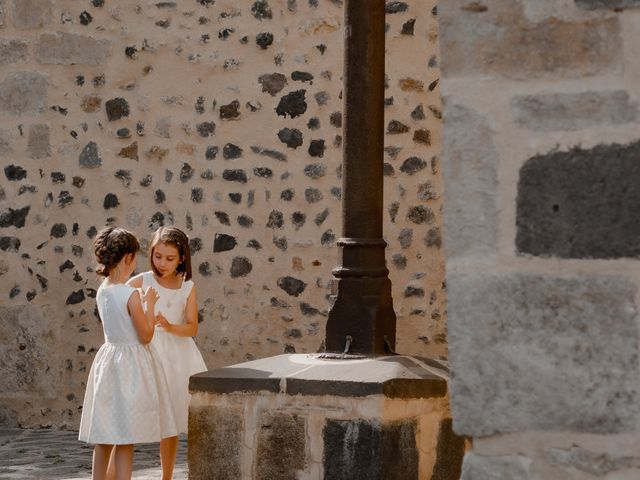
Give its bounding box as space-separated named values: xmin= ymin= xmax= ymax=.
xmin=0 ymin=0 xmax=442 ymax=428
xmin=441 ymin=1 xmax=640 ymax=479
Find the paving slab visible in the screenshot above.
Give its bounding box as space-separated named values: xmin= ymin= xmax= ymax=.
xmin=0 ymin=429 xmax=187 ymax=479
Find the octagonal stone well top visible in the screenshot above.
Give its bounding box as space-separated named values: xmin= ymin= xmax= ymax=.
xmin=190 ymin=354 xmax=449 ymax=399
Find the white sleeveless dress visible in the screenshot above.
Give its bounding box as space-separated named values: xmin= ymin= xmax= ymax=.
xmin=142 ymin=272 xmax=207 ymax=434
xmin=78 ymin=282 xmax=177 ymax=444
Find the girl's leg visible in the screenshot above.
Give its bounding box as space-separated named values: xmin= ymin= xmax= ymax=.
xmin=105 ymin=448 xmax=116 ymax=480
xmin=92 ymin=444 xmax=114 ymax=480
xmin=160 ymin=435 xmax=179 ymax=480
xmin=113 ymin=444 xmax=134 ymax=480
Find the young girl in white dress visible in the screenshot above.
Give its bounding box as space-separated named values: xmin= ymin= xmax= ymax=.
xmin=128 ymin=226 xmax=207 ymax=480
xmin=79 ymin=227 xmax=177 ymax=480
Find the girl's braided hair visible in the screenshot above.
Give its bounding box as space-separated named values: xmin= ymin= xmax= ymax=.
xmin=93 ymin=227 xmax=140 ymax=277
xmin=149 ymin=226 xmax=192 ymax=280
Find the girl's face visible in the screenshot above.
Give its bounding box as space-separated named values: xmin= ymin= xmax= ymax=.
xmin=152 ymin=242 xmax=181 ymax=277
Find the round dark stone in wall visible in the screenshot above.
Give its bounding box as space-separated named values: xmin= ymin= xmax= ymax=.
xmin=383 ymin=163 xmax=395 ymax=177
xmin=320 ymin=229 xmax=335 ymax=246
xmin=79 ymin=142 xmax=102 ymax=168
xmin=251 ymin=0 xmax=273 ymax=20
xmin=92 ymin=0 xmax=104 ymax=6
xmin=402 ymin=18 xmax=416 ymax=35
xmin=305 ymin=187 xmax=323 ymax=203
xmin=307 ymin=117 xmax=320 ymax=130
xmin=199 ymin=262 xmax=212 ymax=277
xmin=105 ymin=98 xmax=130 ymax=121
xmin=392 ymin=253 xmax=407 ymax=270
xmin=404 ymin=286 xmax=425 ymax=298
xmin=79 ymin=11 xmax=92 ymax=25
xmin=304 ymin=163 xmax=326 ymax=179
xmin=10 ymin=286 xmax=20 ymax=298
xmin=314 ymin=208 xmax=329 ymax=225
xmin=277 ymin=128 xmax=303 ymax=149
xmin=407 ymin=205 xmax=434 ymax=224
xmin=247 ymin=239 xmax=262 ymax=250
xmin=253 ymin=167 xmax=273 ymax=178
xmin=266 ymin=210 xmax=284 ymax=229
xmin=230 ymin=256 xmax=252 ymax=278
xmin=66 ymin=289 xmax=85 ymax=305
xmin=292 ymin=71 xmax=314 ymax=82
xmin=215 ymin=211 xmax=231 ymax=226
xmin=51 ymin=172 xmax=66 ymax=183
xmin=276 ymin=90 xmax=307 ymax=119
xmin=195 ymin=96 xmax=205 ymax=114
xmin=277 ymin=276 xmax=307 ymax=297
xmin=281 ymin=188 xmax=295 ymax=201
xmin=189 ymin=237 xmax=203 ymax=254
xmin=4 ymin=165 xmax=27 ymax=181
xmin=386 ymin=2 xmax=409 ymax=14
xmin=411 ymin=104 xmax=425 ymax=120
xmin=223 ymin=143 xmax=243 ymax=159
xmin=273 ymin=236 xmax=287 ymax=251
xmin=237 ymin=215 xmax=253 ymax=227
xmin=291 ymin=211 xmax=306 ymax=229
xmin=214 ymin=233 xmax=237 ymax=252
xmin=256 ymin=32 xmax=274 ymax=49
xmin=329 ymin=112 xmax=342 ymax=128
xmin=180 ymin=163 xmax=195 ymax=182
xmin=149 ymin=212 xmax=166 ymax=230
xmin=197 ymin=122 xmax=216 ymax=137
xmin=103 ymin=193 xmax=119 ymax=209
xmin=308 ymin=139 xmax=325 ymax=157
xmin=400 ymin=156 xmax=427 ymax=175
xmin=0 ymin=236 xmax=20 ymax=252
xmin=50 ymin=223 xmax=67 ymax=238
xmin=222 ymin=169 xmax=247 ymax=183
xmin=387 ymin=120 xmax=410 ymax=134
xmin=425 ymin=227 xmax=442 ymax=248
xmin=205 ymin=145 xmax=219 ymax=160
xmin=259 ymin=73 xmax=287 ymax=96
xmin=191 ymin=188 xmax=204 ymax=203
xmin=220 ymin=100 xmax=240 ymax=119
xmin=229 ymin=193 xmax=242 ymax=204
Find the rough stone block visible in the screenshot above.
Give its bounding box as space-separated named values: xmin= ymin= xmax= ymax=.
xmin=0 ymin=305 xmax=60 ymax=397
xmin=576 ymin=0 xmax=640 ymax=9
xmin=547 ymin=446 xmax=640 ymax=476
xmin=256 ymin=412 xmax=305 ymax=480
xmin=461 ymin=453 xmax=532 ymax=480
xmin=447 ymin=272 xmax=639 ymax=436
xmin=188 ymin=406 xmax=242 ymax=480
xmin=511 ymin=90 xmax=638 ymax=131
xmin=440 ymin=0 xmax=621 ymax=79
xmin=0 ymin=39 xmax=28 ymax=64
xmin=27 ymin=124 xmax=50 ymax=159
xmin=36 ymin=33 xmax=111 ymax=65
xmin=11 ymin=0 xmax=51 ymax=29
xmin=0 ymin=72 xmax=48 ymax=115
xmin=517 ymin=140 xmax=640 ymax=258
xmin=323 ymin=419 xmax=418 ymax=480
xmin=441 ymin=102 xmax=498 ymax=259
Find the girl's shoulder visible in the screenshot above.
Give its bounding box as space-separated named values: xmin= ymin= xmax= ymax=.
xmin=182 ymin=278 xmax=195 ymax=295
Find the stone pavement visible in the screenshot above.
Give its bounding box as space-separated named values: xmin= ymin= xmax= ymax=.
xmin=0 ymin=429 xmax=187 ymax=479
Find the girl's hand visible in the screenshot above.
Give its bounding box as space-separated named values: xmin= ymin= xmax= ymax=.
xmin=156 ymin=312 xmax=171 ymax=329
xmin=142 ymin=286 xmax=159 ymax=307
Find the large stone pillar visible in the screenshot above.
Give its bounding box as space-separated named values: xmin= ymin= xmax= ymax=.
xmin=324 ymin=0 xmax=396 ymax=355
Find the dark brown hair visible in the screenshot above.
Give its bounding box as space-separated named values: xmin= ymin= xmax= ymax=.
xmin=149 ymin=226 xmax=192 ymax=280
xmin=93 ymin=227 xmax=140 ymax=277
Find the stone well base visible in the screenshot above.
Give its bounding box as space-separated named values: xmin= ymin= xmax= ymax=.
xmin=188 ymin=354 xmax=465 ymax=480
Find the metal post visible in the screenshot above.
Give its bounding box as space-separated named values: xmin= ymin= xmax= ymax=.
xmin=324 ymin=0 xmax=396 ymax=355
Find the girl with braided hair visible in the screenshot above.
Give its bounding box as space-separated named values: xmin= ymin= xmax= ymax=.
xmin=125 ymin=226 xmax=207 ymax=480
xmin=79 ymin=226 xmax=177 ymax=480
